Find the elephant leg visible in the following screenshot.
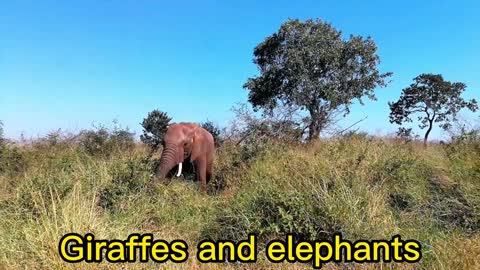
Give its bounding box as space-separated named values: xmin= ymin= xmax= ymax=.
xmin=206 ymin=160 xmax=213 ymax=184
xmin=194 ymin=158 xmax=207 ymax=191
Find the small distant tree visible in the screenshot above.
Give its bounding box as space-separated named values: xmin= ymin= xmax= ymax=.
xmin=140 ymin=110 xmax=172 ymax=150
xmin=244 ymin=18 xmax=392 ymax=140
xmin=201 ymin=120 xmax=222 ymax=146
xmin=389 ymin=74 xmax=478 ymax=146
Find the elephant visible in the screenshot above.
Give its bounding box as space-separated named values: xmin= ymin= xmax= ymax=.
xmin=153 ymin=122 xmax=214 ymax=191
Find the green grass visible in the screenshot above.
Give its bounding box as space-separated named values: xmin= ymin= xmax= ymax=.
xmin=0 ymin=135 xmax=479 ymax=269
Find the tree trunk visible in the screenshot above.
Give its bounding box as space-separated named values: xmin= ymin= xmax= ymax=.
xmin=307 ymin=105 xmax=326 ymax=141
xmin=308 ymin=118 xmax=320 ymax=141
xmin=423 ymin=119 xmax=434 ymax=148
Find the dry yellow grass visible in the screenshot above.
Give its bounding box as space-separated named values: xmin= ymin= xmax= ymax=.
xmin=0 ymin=135 xmax=478 ymax=269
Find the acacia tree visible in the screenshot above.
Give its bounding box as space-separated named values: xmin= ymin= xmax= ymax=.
xmin=243 ymin=19 xmax=392 ymax=140
xmin=140 ymin=109 xmax=172 ymax=150
xmin=389 ymin=74 xmax=478 ymax=146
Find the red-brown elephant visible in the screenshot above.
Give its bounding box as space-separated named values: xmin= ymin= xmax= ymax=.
xmin=153 ymin=122 xmax=214 ymax=191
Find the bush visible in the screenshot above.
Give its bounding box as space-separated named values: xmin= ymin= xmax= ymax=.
xmin=204 ymin=186 xmax=324 ymax=243
xmin=110 ymin=126 xmax=136 ymax=150
xmin=98 ymin=157 xmax=152 ymax=213
xmin=0 ymin=121 xmax=28 ymax=177
xmin=0 ymin=145 xmax=28 ymax=177
xmin=79 ymin=128 xmax=110 ymax=155
xmin=226 ymin=103 xmax=306 ymax=145
xmin=79 ymin=125 xmax=135 ymax=156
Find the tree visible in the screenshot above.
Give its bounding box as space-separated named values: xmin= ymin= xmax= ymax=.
xmin=140 ymin=110 xmax=172 ymax=150
xmin=243 ymin=18 xmax=392 ymax=140
xmin=201 ymin=120 xmax=222 ymax=146
xmin=389 ymin=74 xmax=478 ymax=146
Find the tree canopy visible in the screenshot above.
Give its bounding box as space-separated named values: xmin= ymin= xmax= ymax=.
xmin=389 ymin=74 xmax=478 ymax=145
xmin=140 ymin=110 xmax=172 ymax=150
xmin=243 ymin=18 xmax=392 ymax=140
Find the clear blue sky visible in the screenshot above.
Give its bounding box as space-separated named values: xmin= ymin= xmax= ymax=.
xmin=1 ymin=0 xmax=479 ymax=140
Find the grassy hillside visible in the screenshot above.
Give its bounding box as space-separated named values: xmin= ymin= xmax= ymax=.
xmin=0 ymin=134 xmax=479 ymax=269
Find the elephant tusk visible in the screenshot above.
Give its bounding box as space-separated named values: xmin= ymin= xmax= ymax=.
xmin=176 ymin=162 xmax=183 ymax=177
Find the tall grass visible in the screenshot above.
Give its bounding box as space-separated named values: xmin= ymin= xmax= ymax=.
xmin=0 ymin=133 xmax=478 ymax=269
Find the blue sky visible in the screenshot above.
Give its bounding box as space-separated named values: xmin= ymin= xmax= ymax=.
xmin=1 ymin=0 xmax=479 ymax=140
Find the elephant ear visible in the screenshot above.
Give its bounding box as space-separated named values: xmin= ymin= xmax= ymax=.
xmin=183 ymin=125 xmax=198 ymax=144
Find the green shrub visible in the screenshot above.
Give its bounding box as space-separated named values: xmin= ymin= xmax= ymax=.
xmin=79 ymin=128 xmax=110 ymax=155
xmin=79 ymin=126 xmax=135 ymax=157
xmin=204 ymin=186 xmax=325 ymax=243
xmin=98 ymin=157 xmax=152 ymax=213
xmin=0 ymin=145 xmax=28 ymax=177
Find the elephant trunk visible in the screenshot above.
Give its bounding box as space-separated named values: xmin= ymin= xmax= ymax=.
xmin=155 ymin=146 xmax=179 ymax=179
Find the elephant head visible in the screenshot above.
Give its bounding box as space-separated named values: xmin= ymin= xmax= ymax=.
xmin=153 ymin=122 xmax=215 ymax=190
xmin=154 ymin=122 xmax=202 ymax=178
